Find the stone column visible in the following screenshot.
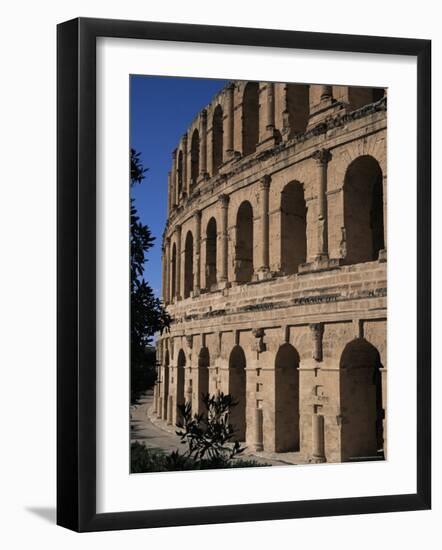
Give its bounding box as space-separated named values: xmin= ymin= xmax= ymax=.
xmin=200 ymin=109 xmax=208 ymax=178
xmin=153 ymin=383 xmax=158 ymax=414
xmin=219 ymin=194 xmax=229 ymax=283
xmin=254 ymin=407 xmax=264 ymax=451
xmin=157 ymin=396 xmax=163 ymax=420
xmin=175 ymin=224 xmax=182 ymax=300
xmin=194 ymin=210 xmax=201 ymax=295
xmin=165 ymin=237 xmax=171 ymax=304
xmin=259 ymin=175 xmax=271 ymax=273
xmin=312 ymin=413 xmax=326 ymax=462
xmin=225 ymin=83 xmax=234 ymax=157
xmin=185 ymin=382 xmax=192 ymax=406
xmin=310 ymin=322 xmax=324 ymax=362
xmin=172 ymin=149 xmax=178 ymax=206
xmin=320 ymin=85 xmax=333 ymax=101
xmin=312 ymin=149 xmax=332 ymax=259
xmin=167 ymin=395 xmax=173 ymax=425
xmin=182 ymin=133 xmax=188 ymax=196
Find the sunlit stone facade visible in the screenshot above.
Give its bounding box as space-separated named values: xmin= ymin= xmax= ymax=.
xmin=154 ymin=80 xmax=387 ymax=463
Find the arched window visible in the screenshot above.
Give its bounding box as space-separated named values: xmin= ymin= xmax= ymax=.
xmin=348 ymin=87 xmax=385 ymax=110
xmin=190 ymin=129 xmax=200 ymax=185
xmin=340 ymin=338 xmax=384 ymax=460
xmin=280 ymin=181 xmax=307 ymax=274
xmin=212 ymin=105 xmax=223 ymax=174
xmin=197 ymin=347 xmax=210 ymax=415
xmin=275 ymin=344 xmax=300 ymax=452
xmin=177 ymin=150 xmax=183 ymax=196
xmin=176 ymin=349 xmax=186 ymax=426
xmin=171 ymin=243 xmax=177 ymax=300
xmin=228 ymin=345 xmax=247 ymax=441
xmin=205 ymin=217 xmax=217 ymax=289
xmin=343 ymin=155 xmax=384 ymax=264
xmin=184 ymin=231 xmax=194 ymax=298
xmin=235 ymin=201 xmax=254 ymax=283
xmin=242 ymin=82 xmax=260 ymax=156
xmin=285 ymin=84 xmax=309 ymax=137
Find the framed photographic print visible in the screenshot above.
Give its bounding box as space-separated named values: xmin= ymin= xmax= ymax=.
xmin=57 ymin=17 xmax=431 ymax=532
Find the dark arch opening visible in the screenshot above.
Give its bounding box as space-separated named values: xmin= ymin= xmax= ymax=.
xmin=177 ymin=150 xmax=183 ymax=197
xmin=212 ymin=105 xmax=223 ymax=175
xmin=205 ymin=217 xmax=217 ymax=290
xmin=280 ymin=181 xmax=307 ymax=274
xmin=184 ymin=231 xmax=194 ymax=299
xmin=285 ymin=84 xmax=309 ymax=137
xmin=176 ymin=349 xmax=186 ymax=426
xmin=171 ymin=243 xmax=177 ymax=300
xmin=242 ymin=82 xmax=260 ymax=156
xmin=190 ymin=129 xmax=200 ymax=186
xmin=235 ymin=201 xmax=254 ymax=283
xmin=197 ymin=347 xmax=210 ymax=415
xmin=348 ymin=86 xmax=386 ymax=111
xmin=343 ymin=155 xmax=384 ymax=264
xmin=228 ymin=345 xmax=247 ymax=441
xmin=275 ymin=344 xmax=300 ymax=452
xmin=340 ymin=338 xmax=384 ymax=461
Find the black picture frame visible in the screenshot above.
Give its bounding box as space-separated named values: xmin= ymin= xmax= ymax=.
xmin=57 ymin=17 xmax=431 ymax=532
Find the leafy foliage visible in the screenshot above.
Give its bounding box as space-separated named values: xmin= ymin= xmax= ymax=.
xmin=130 ymin=148 xmax=170 ymax=403
xmin=130 ymin=442 xmax=267 ymax=473
xmin=176 ymin=392 xmax=245 ymax=462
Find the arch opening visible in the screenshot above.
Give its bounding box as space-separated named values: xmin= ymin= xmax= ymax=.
xmin=340 ymin=338 xmax=384 ymax=461
xmin=205 ymin=217 xmax=217 ymax=290
xmin=285 ymin=84 xmax=309 ymax=137
xmin=242 ymin=82 xmax=260 ymax=156
xmin=280 ymin=181 xmax=307 ymax=274
xmin=190 ymin=129 xmax=200 ymax=186
xmin=228 ymin=345 xmax=247 ymax=441
xmin=348 ymin=87 xmax=385 ymax=111
xmin=184 ymin=231 xmax=194 ymax=299
xmin=275 ymin=344 xmax=300 ymax=452
xmin=235 ymin=201 xmax=254 ymax=283
xmin=212 ymin=105 xmax=223 ymax=175
xmin=343 ymin=155 xmax=384 ymax=265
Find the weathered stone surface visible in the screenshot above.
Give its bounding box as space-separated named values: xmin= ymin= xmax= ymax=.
xmin=156 ymin=82 xmax=387 ymax=463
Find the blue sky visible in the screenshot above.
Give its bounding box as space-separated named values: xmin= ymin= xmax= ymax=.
xmin=130 ymin=75 xmax=229 ymax=297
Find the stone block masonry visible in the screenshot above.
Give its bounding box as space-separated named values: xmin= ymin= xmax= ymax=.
xmin=154 ymin=80 xmax=387 ymax=464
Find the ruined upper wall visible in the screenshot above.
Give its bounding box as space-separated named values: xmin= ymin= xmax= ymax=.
xmin=166 ymin=81 xmax=385 ymax=217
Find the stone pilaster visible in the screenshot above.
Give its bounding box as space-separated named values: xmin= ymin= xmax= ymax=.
xmin=200 ymin=109 xmax=208 ymax=178
xmin=311 ymin=413 xmax=326 ymax=463
xmin=313 ymin=148 xmax=332 ymax=259
xmin=194 ymin=210 xmax=201 ymax=295
xmin=182 ymin=133 xmax=188 ymax=196
xmin=309 ymin=322 xmax=324 ymax=362
xmin=175 ymin=224 xmax=182 ymax=300
xmin=258 ymin=175 xmax=271 ymax=278
xmin=219 ymin=194 xmax=229 ymax=284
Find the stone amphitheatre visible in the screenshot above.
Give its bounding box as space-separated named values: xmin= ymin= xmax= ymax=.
xmin=153 ymin=80 xmax=387 ymax=464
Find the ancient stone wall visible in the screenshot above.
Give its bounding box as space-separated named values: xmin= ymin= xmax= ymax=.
xmin=154 ymin=80 xmax=387 ymax=463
